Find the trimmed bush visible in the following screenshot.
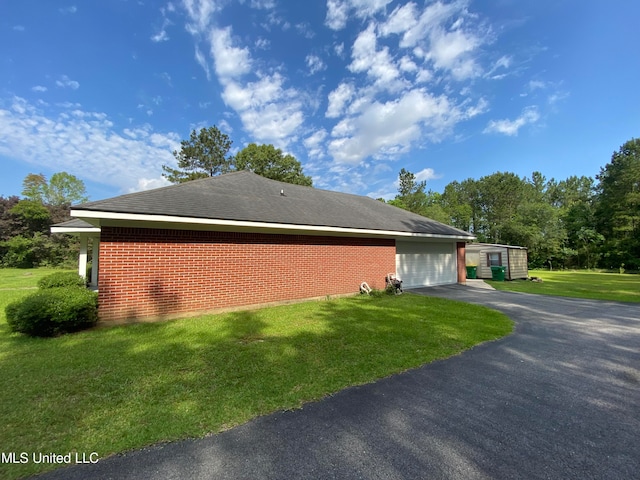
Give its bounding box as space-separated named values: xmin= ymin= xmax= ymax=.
xmin=38 ymin=271 xmax=86 ymax=289
xmin=5 ymin=287 xmax=98 ymax=337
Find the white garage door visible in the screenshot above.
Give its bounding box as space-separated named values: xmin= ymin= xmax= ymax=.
xmin=396 ymin=241 xmax=457 ymax=288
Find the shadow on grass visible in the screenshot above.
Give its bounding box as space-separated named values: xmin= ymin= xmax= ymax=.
xmin=0 ymin=293 xmax=512 ymax=479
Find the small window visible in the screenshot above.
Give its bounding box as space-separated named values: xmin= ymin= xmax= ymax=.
xmin=487 ymin=252 xmax=502 ymax=266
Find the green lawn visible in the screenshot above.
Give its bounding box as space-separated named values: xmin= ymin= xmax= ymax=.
xmin=488 ymin=269 xmax=640 ymax=303
xmin=0 ymin=269 xmax=512 ymax=479
xmin=0 ymin=267 xmax=75 ymax=289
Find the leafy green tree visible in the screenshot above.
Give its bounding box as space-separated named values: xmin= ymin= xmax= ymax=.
xmin=234 ymin=143 xmax=312 ymax=186
xmin=22 ymin=172 xmax=88 ymax=206
xmin=476 ymin=172 xmax=529 ymax=244
xmin=1 ymin=173 xmax=83 ymax=268
xmin=47 ymin=172 xmax=89 ymax=205
xmin=505 ymin=201 xmax=566 ymax=268
xmin=595 ymin=138 xmax=640 ymax=269
xmin=162 ymin=126 xmax=233 ymax=183
xmin=441 ymin=180 xmax=477 ymax=232
xmin=9 ymin=200 xmax=51 ymax=236
xmin=576 ymin=227 xmax=605 ymax=269
xmin=0 ymin=196 xmax=21 ymax=241
xmin=390 ymin=169 xmax=430 ymax=215
xmin=1 ymin=235 xmax=37 ymax=268
xmin=421 ymin=190 xmax=450 ymax=224
xmin=21 ymin=174 xmax=48 ymax=203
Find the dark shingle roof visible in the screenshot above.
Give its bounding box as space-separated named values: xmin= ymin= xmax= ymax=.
xmin=73 ymin=171 xmax=472 ymax=237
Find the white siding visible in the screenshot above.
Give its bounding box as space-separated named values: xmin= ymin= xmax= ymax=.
xmin=396 ymin=241 xmax=457 ymax=288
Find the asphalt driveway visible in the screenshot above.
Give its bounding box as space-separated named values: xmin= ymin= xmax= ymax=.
xmin=37 ymin=287 xmax=640 ymax=480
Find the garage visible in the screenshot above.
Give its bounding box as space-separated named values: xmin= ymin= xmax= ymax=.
xmin=396 ymin=240 xmax=458 ymax=288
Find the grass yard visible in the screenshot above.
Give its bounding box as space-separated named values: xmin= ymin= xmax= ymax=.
xmin=0 ymin=267 xmax=75 ymax=289
xmin=0 ymin=269 xmax=512 ymax=479
xmin=488 ymin=269 xmax=640 ymax=303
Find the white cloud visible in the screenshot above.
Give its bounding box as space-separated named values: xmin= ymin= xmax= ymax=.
xmin=528 ymin=80 xmax=547 ymax=90
xmin=194 ymin=46 xmax=211 ymax=80
xmin=218 ymin=118 xmax=233 ymax=133
xmin=464 ymin=97 xmax=489 ymax=118
xmin=379 ymin=2 xmax=418 ymax=36
xmin=326 ymin=82 xmax=356 ymax=118
xmin=151 ymin=30 xmax=169 ymax=42
xmin=180 ymin=1 xmax=307 ymax=148
xmin=380 ymin=0 xmax=485 ymax=80
xmin=415 ymin=167 xmax=441 ymax=182
xmin=59 ymin=6 xmax=77 ymax=14
xmin=220 ymin=74 xmax=304 ymax=143
xmin=244 ymin=0 xmax=277 ymax=8
xmin=255 ymin=37 xmax=270 ymax=49
xmin=13 ymin=25 xmax=25 ymax=32
xmin=304 ymin=129 xmax=327 ymax=158
xmin=182 ymin=0 xmax=219 ymax=34
xmin=349 ymin=23 xmax=401 ymax=89
xmin=415 ymin=68 xmax=433 ymax=83
xmin=306 ymin=54 xmax=326 ymax=75
xmin=486 ymin=55 xmax=511 ymax=78
xmin=483 ymin=106 xmax=540 ymax=136
xmin=221 ymin=74 xmax=280 ymax=111
xmin=210 ymin=27 xmax=252 ymax=79
xmin=132 ymin=177 xmax=172 ymax=193
xmin=548 ymin=91 xmax=569 ymax=105
xmin=0 ymin=97 xmax=180 ymax=193
xmin=325 ymin=0 xmax=393 ymax=30
xmin=399 ymin=55 xmax=417 ymax=72
xmin=428 ymin=27 xmax=480 ymax=80
xmin=158 ymin=72 xmax=173 ymax=86
xmin=56 ymin=75 xmax=80 ymax=90
xmin=151 ymin=4 xmax=175 ymax=43
xmin=295 ymin=22 xmax=315 ymax=39
xmin=31 ymin=86 xmax=48 ymax=93
xmin=325 ymin=0 xmax=350 ymax=30
xmin=328 ymin=88 xmax=464 ymax=164
xmin=206 ymin=25 xmax=305 ymax=146
xmin=239 ymin=101 xmax=304 ymax=143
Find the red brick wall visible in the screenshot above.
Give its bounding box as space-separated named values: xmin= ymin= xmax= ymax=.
xmin=98 ymin=227 xmax=396 ymax=321
xmin=457 ymin=242 xmax=466 ymax=284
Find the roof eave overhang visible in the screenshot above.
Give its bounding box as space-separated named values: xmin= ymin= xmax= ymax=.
xmin=51 ymin=226 xmax=101 ymax=235
xmin=71 ymin=209 xmax=475 ymax=242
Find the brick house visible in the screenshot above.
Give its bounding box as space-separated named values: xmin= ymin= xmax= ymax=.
xmin=54 ymin=171 xmax=474 ymax=322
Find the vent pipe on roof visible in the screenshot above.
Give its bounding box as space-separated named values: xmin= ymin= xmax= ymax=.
xmin=280 ymin=189 xmax=285 ymax=196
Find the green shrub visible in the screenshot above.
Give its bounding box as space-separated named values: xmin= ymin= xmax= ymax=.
xmin=1 ymin=235 xmax=37 ymax=268
xmin=37 ymin=271 xmax=86 ymax=289
xmin=5 ymin=287 xmax=98 ymax=337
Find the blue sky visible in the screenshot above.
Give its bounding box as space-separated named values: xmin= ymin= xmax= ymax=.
xmin=1 ymin=1 xmax=639 ymax=202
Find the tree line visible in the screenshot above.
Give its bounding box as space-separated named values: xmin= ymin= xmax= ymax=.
xmin=386 ymin=138 xmax=640 ymax=270
xmin=0 ymin=173 xmax=88 ymax=268
xmin=2 ymin=128 xmax=637 ymax=271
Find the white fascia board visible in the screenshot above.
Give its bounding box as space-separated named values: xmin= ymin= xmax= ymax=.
xmin=51 ymin=226 xmax=101 ymax=234
xmin=71 ymin=209 xmax=475 ymax=241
